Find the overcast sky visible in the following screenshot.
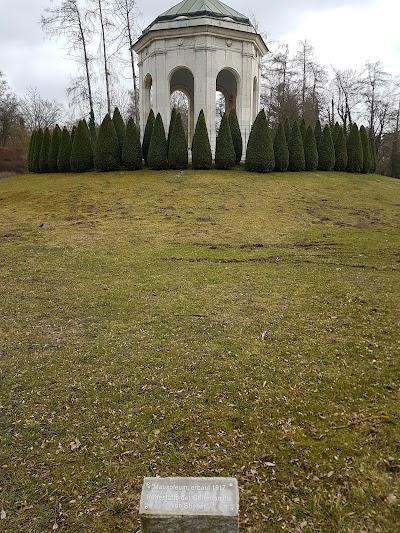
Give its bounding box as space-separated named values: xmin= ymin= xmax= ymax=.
xmin=1 ymin=0 xmax=399 ymax=105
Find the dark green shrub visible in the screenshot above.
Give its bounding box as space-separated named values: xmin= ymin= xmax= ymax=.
xmin=94 ymin=113 xmax=120 ymax=171
xmin=71 ymin=124 xmax=77 ymax=143
xmin=228 ymin=108 xmax=243 ymax=164
xmin=245 ymin=109 xmax=274 ymax=173
xmin=142 ymin=109 xmax=155 ymax=165
xmin=167 ymin=107 xmax=177 ymax=153
xmin=318 ymin=125 xmax=335 ymax=171
xmin=148 ymin=113 xmax=168 ymax=170
xmin=112 ymin=107 xmax=125 ymax=159
xmin=89 ymin=110 xmax=97 ymax=145
xmin=288 ymin=121 xmax=305 ymax=171
xmin=334 ymin=126 xmax=348 ymax=171
xmin=360 ymin=125 xmax=371 ymax=173
xmin=273 ymin=121 xmax=289 ymax=172
xmin=370 ymin=136 xmax=377 ymax=172
xmin=284 ymin=118 xmax=291 ymax=147
xmin=168 ymin=112 xmax=188 ymax=169
xmin=48 ymin=125 xmax=62 ymax=173
xmin=192 ymin=110 xmax=212 ymax=170
xmin=332 ymin=122 xmax=341 ymax=145
xmin=57 ymin=127 xmax=72 ymax=172
xmin=300 ymin=118 xmax=306 ymax=141
xmin=215 ymin=112 xmax=236 ymax=170
xmin=314 ymin=119 xmax=322 ymax=148
xmin=346 ymin=123 xmax=363 ymax=173
xmin=122 ymin=117 xmax=142 ymax=170
xmin=32 ymin=128 xmax=43 ymax=173
xmin=304 ymin=125 xmax=318 ymax=171
xmin=70 ymin=119 xmax=93 ymax=172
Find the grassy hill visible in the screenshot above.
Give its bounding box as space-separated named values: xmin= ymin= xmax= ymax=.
xmin=0 ymin=169 xmax=399 ymax=532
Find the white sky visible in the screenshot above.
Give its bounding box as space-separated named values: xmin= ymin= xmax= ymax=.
xmin=1 ymin=0 xmax=399 ymax=104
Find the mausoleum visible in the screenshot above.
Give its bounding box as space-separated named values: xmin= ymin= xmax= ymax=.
xmin=133 ymin=0 xmax=268 ymax=155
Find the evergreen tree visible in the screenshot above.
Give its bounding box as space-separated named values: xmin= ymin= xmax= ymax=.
xmin=27 ymin=130 xmax=36 ymax=172
xmin=318 ymin=124 xmax=335 ymax=171
xmin=122 ymin=117 xmax=142 ymax=170
xmin=346 ymin=123 xmax=363 ymax=173
xmin=370 ymin=136 xmax=377 ymax=173
xmin=314 ymin=119 xmax=322 ymax=148
xmin=284 ymin=118 xmax=291 ymax=148
xmin=168 ymin=112 xmax=188 ymax=169
xmin=300 ymin=118 xmax=306 ymax=141
xmin=89 ymin=110 xmax=97 ymax=145
xmin=148 ymin=113 xmax=168 ymax=170
xmin=57 ymin=127 xmax=72 ymax=173
xmin=334 ymin=126 xmax=348 ymax=171
xmin=228 ymin=108 xmax=243 ymax=164
xmin=288 ymin=120 xmax=305 ymax=171
xmin=70 ymin=119 xmax=93 ymax=172
xmin=360 ymin=125 xmax=372 ymax=173
xmin=390 ymin=133 xmax=400 ymax=178
xmin=192 ymin=110 xmax=212 ymax=170
xmin=112 ymin=107 xmax=125 ymax=159
xmin=167 ymin=107 xmax=177 ymax=153
xmin=142 ymin=109 xmax=155 ymax=165
xmin=273 ymin=121 xmax=289 ymax=171
xmin=48 ymin=125 xmax=62 ymax=173
xmin=245 ymin=109 xmax=275 ymax=173
xmin=215 ymin=112 xmax=236 ymax=170
xmin=332 ymin=122 xmax=341 ymax=145
xmin=32 ymin=128 xmax=43 ymax=173
xmin=71 ymin=124 xmax=77 ymax=143
xmin=94 ymin=113 xmax=120 ymax=171
xmin=304 ymin=125 xmax=318 ymax=171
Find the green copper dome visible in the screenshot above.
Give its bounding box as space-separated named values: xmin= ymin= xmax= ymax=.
xmin=155 ymin=0 xmax=251 ymax=25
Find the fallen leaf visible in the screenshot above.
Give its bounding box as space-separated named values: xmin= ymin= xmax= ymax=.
xmin=70 ymin=437 xmax=81 ymax=451
xmin=1 ymin=510 xmax=6 ymax=519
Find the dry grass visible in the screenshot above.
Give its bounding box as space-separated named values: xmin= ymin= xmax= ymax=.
xmin=0 ymin=169 xmax=399 ymax=532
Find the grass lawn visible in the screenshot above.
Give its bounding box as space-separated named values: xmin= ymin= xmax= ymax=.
xmin=0 ymin=168 xmax=399 ymax=532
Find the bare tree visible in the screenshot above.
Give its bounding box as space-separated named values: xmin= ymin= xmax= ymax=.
xmin=41 ymin=0 xmax=95 ymax=118
xmin=111 ymin=0 xmax=141 ymax=123
xmin=0 ymin=72 xmax=20 ymax=146
xmin=19 ymin=87 xmax=63 ymax=131
xmin=362 ymin=61 xmax=390 ymax=136
xmin=331 ymin=69 xmax=364 ymax=130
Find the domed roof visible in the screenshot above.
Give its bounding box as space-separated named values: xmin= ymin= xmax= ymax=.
xmin=154 ymin=0 xmax=250 ymax=26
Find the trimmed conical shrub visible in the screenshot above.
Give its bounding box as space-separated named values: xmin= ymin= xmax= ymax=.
xmin=32 ymin=128 xmax=43 ymax=173
xmin=346 ymin=123 xmax=363 ymax=173
xmin=314 ymin=119 xmax=322 ymax=148
xmin=48 ymin=125 xmax=62 ymax=173
xmin=273 ymin=121 xmax=289 ymax=172
xmin=148 ymin=113 xmax=168 ymax=170
xmin=284 ymin=118 xmax=291 ymax=147
xmin=57 ymin=127 xmax=72 ymax=173
xmin=167 ymin=107 xmax=177 ymax=153
xmin=142 ymin=109 xmax=155 ymax=165
xmin=370 ymin=136 xmax=377 ymax=173
xmin=245 ymin=109 xmax=275 ymax=173
xmin=122 ymin=117 xmax=142 ymax=170
xmin=334 ymin=126 xmax=348 ymax=171
xmin=228 ymin=108 xmax=243 ymax=164
xmin=288 ymin=120 xmax=305 ymax=171
xmin=215 ymin=112 xmax=236 ymax=170
xmin=304 ymin=125 xmax=318 ymax=171
xmin=318 ymin=125 xmax=335 ymax=171
xmin=332 ymin=122 xmax=341 ymax=145
xmin=94 ymin=114 xmax=120 ymax=171
xmin=27 ymin=130 xmax=36 ymax=172
xmin=70 ymin=120 xmax=93 ymax=172
xmin=89 ymin=110 xmax=97 ymax=145
xmin=360 ymin=125 xmax=371 ymax=173
xmin=192 ymin=110 xmax=212 ymax=170
xmin=71 ymin=124 xmax=77 ymax=143
xmin=112 ymin=107 xmax=125 ymax=160
xmin=168 ymin=112 xmax=188 ymax=169
xmin=300 ymin=118 xmax=306 ymax=141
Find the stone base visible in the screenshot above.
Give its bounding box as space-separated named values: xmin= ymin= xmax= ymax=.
xmin=140 ymin=514 xmax=239 ymax=532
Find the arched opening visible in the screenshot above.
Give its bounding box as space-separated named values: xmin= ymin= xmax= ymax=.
xmin=144 ymin=73 xmax=153 ymax=123
xmin=216 ymin=68 xmax=239 ymax=114
xmin=169 ymin=67 xmax=194 ymax=146
xmin=215 ymin=90 xmax=226 ymax=131
xmin=170 ymin=90 xmax=189 ymax=141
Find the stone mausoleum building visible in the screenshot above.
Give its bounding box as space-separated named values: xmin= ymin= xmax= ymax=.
xmin=133 ymin=0 xmax=268 ymax=155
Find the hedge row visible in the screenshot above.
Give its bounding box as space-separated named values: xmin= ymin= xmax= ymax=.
xmin=27 ymin=107 xmax=376 ymax=175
